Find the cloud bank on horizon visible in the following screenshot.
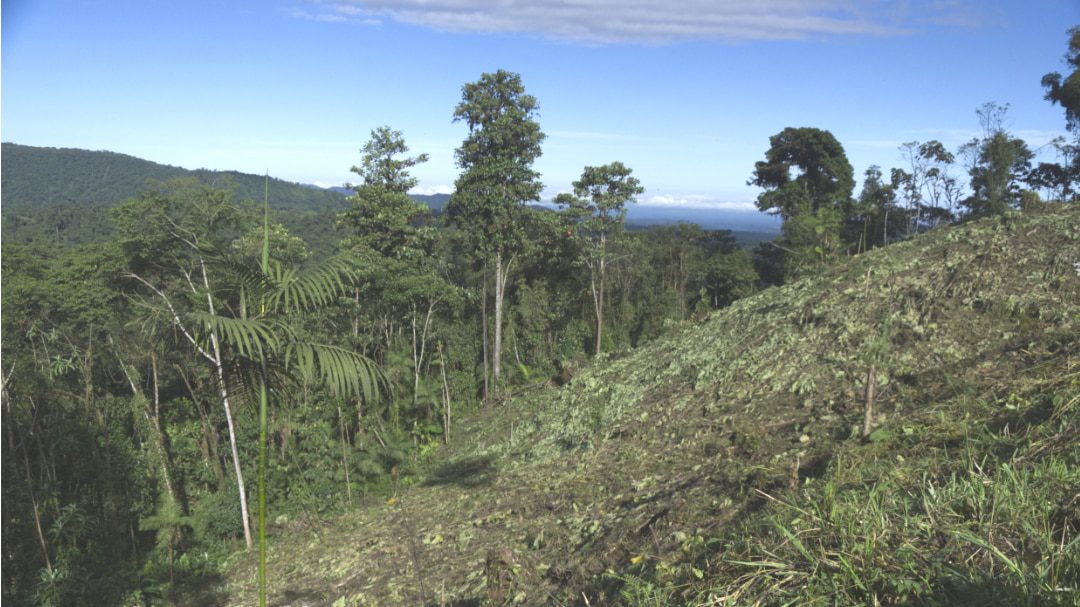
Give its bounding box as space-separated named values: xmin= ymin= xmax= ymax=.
xmin=291 ymin=0 xmax=975 ymax=45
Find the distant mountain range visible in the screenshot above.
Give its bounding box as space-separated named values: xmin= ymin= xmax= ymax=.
xmin=1 ymin=143 xmax=779 ymax=247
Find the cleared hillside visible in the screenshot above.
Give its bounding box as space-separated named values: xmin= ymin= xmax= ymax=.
xmin=223 ymin=205 xmax=1080 ymax=606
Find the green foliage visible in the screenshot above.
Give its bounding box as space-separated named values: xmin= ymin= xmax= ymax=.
xmin=751 ymin=126 xmax=855 ymax=220
xmin=1 ymin=142 xmax=348 ymax=248
xmin=750 ymin=127 xmax=856 ymax=280
xmin=556 ymin=161 xmax=646 ymax=354
xmin=960 ymin=103 xmax=1035 ymax=217
xmin=851 ymin=164 xmax=906 ymax=251
xmin=337 ymin=126 xmax=432 ymax=258
xmin=1042 ymin=26 xmax=1080 ymax=133
xmin=447 ymin=69 xmax=546 ymax=256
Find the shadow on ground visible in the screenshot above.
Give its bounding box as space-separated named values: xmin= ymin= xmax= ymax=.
xmin=422 ymin=455 xmax=497 ymax=488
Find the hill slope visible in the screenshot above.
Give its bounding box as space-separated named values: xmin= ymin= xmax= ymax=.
xmin=226 ymin=207 xmax=1080 ymax=606
xmin=0 ymin=142 xmax=349 ymax=212
xmin=1 ymin=143 xmax=352 ymax=249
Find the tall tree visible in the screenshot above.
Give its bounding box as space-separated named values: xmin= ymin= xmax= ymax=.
xmin=750 ymin=127 xmax=854 ymax=220
xmin=1040 ymin=26 xmax=1080 ymax=201
xmin=337 ymin=126 xmax=431 ymax=258
xmin=750 ymin=127 xmax=854 ymax=278
xmin=447 ymin=70 xmax=545 ymax=398
xmin=113 ymin=179 xmax=259 ymax=550
xmin=959 ymin=103 xmax=1034 ymax=217
xmin=336 ymin=128 xmax=457 ymax=422
xmin=852 ymin=165 xmax=903 ymax=251
xmin=1042 ymin=26 xmax=1080 ymax=133
xmin=556 ymin=161 xmax=644 ymax=355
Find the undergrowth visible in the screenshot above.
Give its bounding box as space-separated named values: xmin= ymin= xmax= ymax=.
xmin=624 ymin=362 xmax=1080 ymax=606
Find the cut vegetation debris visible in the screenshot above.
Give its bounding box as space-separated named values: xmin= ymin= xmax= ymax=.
xmin=226 ymin=205 xmax=1080 ymax=606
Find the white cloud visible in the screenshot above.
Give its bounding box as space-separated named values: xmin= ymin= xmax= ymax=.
xmin=290 ymin=0 xmax=973 ymax=45
xmin=410 ymin=183 xmax=455 ymax=196
xmin=287 ymin=6 xmax=380 ymax=25
xmin=643 ymin=193 xmax=756 ymax=211
xmin=1015 ymin=129 xmax=1071 ymax=150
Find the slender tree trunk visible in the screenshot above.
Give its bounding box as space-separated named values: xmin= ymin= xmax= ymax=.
xmin=439 ymin=342 xmax=451 ymax=443
xmin=481 ymin=263 xmax=490 ymax=403
xmin=21 ymin=435 xmax=53 ymax=574
xmin=590 ymin=236 xmax=608 ymax=356
xmin=338 ymin=405 xmax=353 ymax=508
xmin=150 ymin=352 xmax=178 ymax=505
xmin=199 ymin=259 xmax=254 ymax=551
xmin=494 ymin=253 xmax=503 ymax=397
xmin=115 ymin=347 xmax=177 ymax=505
xmin=598 ymin=258 xmax=606 ymax=353
xmin=126 ymin=261 xmax=255 ymax=548
xmin=883 ymin=208 xmax=890 ymax=246
xmin=411 ymin=298 xmax=438 ymax=415
xmin=492 ymin=252 xmax=512 ymax=398
xmin=862 ymin=365 xmax=877 ymax=439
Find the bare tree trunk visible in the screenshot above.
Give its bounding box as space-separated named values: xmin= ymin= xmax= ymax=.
xmin=883 ymin=208 xmax=890 ymax=246
xmin=410 ymin=299 xmax=438 ymax=408
xmin=492 ymin=252 xmax=513 ymax=398
xmin=481 ymin=263 xmax=490 ymax=403
xmin=594 ymin=235 xmax=609 ymax=355
xmin=149 ymin=352 xmax=177 ymax=504
xmin=439 ymin=342 xmax=451 ymax=443
xmin=207 ymin=346 xmax=252 ymax=549
xmin=20 ymin=431 xmax=53 ymax=574
xmin=115 ymin=347 xmax=177 ymax=505
xmin=862 ymin=365 xmax=877 ymax=439
xmin=338 ymin=405 xmax=353 ymax=508
xmin=133 ymin=260 xmax=255 ymax=550
xmin=197 ymin=258 xmax=254 ymax=550
xmin=493 ymin=253 xmax=503 ymax=397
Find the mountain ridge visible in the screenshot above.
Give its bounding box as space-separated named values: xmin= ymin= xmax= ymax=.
xmin=1 ymin=143 xmax=779 ymax=241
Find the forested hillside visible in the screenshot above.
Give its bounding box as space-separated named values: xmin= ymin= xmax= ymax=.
xmin=1 ymin=126 xmax=763 ymax=606
xmin=1 ymin=142 xmax=347 ymax=213
xmin=1 ymin=143 xmax=354 ymax=252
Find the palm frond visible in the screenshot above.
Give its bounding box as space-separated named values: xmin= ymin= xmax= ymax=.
xmin=222 ymin=356 xmax=296 ymax=409
xmin=205 ymin=254 xmax=277 ymax=300
xmin=189 ymin=311 xmax=284 ymax=360
xmin=284 ymin=341 xmax=385 ymax=405
xmin=265 ymin=254 xmax=362 ymax=314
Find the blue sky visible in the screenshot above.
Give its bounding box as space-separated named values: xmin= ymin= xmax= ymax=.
xmin=3 ymin=0 xmax=1078 ymax=211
